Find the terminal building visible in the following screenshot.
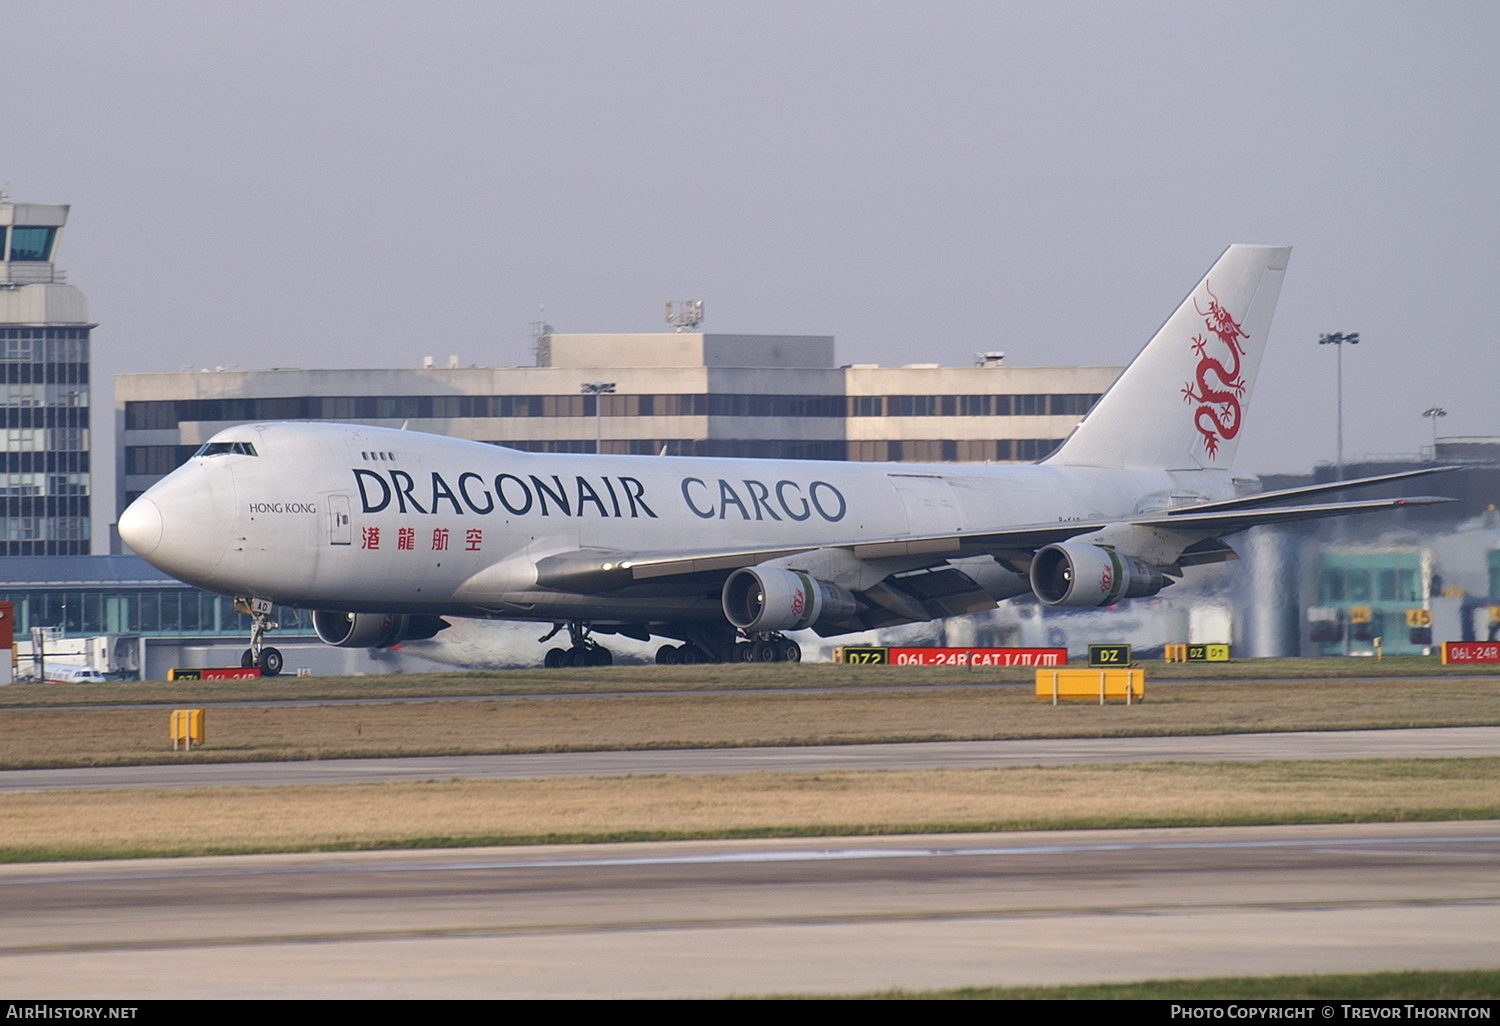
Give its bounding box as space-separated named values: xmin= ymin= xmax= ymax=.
xmin=0 ymin=193 xmax=92 ymax=555
xmin=116 ymin=330 xmax=1119 ymax=513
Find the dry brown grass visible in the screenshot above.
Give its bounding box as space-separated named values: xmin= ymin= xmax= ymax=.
xmin=4 ymin=758 xmax=1497 ymax=860
xmin=4 ymin=677 xmax=1500 ymax=769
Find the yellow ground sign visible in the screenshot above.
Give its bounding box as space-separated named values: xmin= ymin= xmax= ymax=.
xmin=171 ymin=708 xmax=205 ymax=751
xmin=1035 ymin=668 xmax=1144 ymax=704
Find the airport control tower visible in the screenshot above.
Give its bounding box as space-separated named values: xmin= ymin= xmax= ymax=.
xmin=0 ymin=193 xmax=92 ymax=555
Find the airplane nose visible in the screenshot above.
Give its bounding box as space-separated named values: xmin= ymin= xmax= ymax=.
xmin=118 ymin=497 xmax=164 ymax=556
xmin=119 ymin=464 xmax=236 ymax=588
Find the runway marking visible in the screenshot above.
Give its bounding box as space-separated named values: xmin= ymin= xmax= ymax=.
xmin=4 ymin=896 xmax=1498 ymax=958
xmin=5 ymin=832 xmax=1498 ymax=886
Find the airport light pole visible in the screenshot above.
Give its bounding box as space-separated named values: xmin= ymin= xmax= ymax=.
xmin=581 ymin=381 xmax=615 ymax=454
xmin=1318 ymin=332 xmax=1360 ymax=480
xmin=1422 ymin=406 xmax=1447 ymax=462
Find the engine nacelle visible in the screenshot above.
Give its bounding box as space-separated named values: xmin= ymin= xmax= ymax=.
xmin=313 ymin=610 xmax=449 ymax=649
xmin=722 ymin=567 xmax=858 ymax=632
xmin=1029 ymin=543 xmax=1167 ymax=607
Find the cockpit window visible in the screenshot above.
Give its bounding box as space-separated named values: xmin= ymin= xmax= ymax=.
xmin=195 ymin=441 xmax=258 ymax=457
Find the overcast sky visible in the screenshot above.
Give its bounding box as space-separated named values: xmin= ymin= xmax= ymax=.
xmin=5 ymin=1 xmax=1496 ymax=497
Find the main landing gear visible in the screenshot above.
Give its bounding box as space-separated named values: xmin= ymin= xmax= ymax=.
xmin=655 ymin=631 xmax=801 ymax=664
xmin=235 ymin=597 xmax=284 ymax=677
xmin=533 ymin=622 xmax=803 ymax=667
xmin=539 ymin=621 xmax=614 ymax=668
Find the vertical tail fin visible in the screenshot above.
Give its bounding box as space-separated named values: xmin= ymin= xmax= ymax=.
xmin=1046 ymin=244 xmax=1291 ymax=470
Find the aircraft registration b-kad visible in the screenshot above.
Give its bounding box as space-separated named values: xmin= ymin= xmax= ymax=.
xmin=119 ymin=245 xmax=1451 ymax=674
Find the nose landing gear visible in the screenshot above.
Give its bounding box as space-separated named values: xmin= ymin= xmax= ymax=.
xmin=235 ymin=596 xmax=284 ymax=677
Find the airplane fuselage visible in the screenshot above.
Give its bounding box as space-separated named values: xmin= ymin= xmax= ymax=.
xmin=123 ymin=421 xmax=1241 ymax=625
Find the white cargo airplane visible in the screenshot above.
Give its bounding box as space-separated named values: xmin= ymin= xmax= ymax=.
xmin=118 ymin=245 xmax=1449 ymax=674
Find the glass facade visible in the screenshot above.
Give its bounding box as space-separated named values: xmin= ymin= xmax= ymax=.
xmin=8 ymin=226 xmax=58 ymax=262
xmin=121 ymin=387 xmax=1102 ymax=499
xmin=124 ymin=390 xmax=1102 ymax=428
xmin=0 ymin=327 xmax=91 ymax=554
xmin=1314 ymin=551 xmax=1427 ymax=656
xmin=0 ymin=585 xmax=313 ymax=639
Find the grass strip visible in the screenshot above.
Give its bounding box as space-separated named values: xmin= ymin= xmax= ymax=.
xmin=3 ymin=658 xmax=1495 ymax=709
xmin=781 ymin=968 xmax=1500 ymax=999
xmin=4 ymin=677 xmax=1500 ymax=770
xmin=3 ymin=757 xmax=1498 ymax=862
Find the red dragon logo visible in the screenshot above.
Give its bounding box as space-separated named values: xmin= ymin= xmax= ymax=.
xmin=1181 ymin=281 xmax=1250 ymax=459
xmin=790 ymin=588 xmax=805 ymax=617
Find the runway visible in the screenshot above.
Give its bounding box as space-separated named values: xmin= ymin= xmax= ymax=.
xmin=4 ymin=724 xmax=1498 ymax=792
xmin=5 ymin=728 xmax=1498 ymax=997
xmin=2 ymin=822 xmax=1498 ymax=998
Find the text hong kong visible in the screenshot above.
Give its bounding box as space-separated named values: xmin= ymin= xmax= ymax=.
xmin=353 ymin=469 xmax=848 ymax=523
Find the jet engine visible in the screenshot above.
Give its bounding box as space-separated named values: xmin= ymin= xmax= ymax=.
xmin=312 ymin=611 xmax=450 ymax=649
xmin=721 ymin=567 xmax=858 ymax=632
xmin=1028 ymin=543 xmax=1167 ymax=607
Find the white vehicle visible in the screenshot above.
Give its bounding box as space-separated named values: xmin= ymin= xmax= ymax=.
xmin=118 ymin=246 xmax=1449 ymax=674
xmin=44 ymin=666 xmax=108 ymax=684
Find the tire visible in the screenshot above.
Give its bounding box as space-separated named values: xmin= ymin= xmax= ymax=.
xmin=544 ymin=647 xmax=567 ymax=668
xmin=678 ymin=644 xmax=699 ymax=665
xmin=753 ymin=640 xmax=780 ymax=663
xmin=781 ymin=640 xmax=802 ymax=663
xmin=592 ymin=646 xmax=613 ymax=667
xmin=259 ymin=647 xmax=283 ymax=677
xmin=655 ymin=645 xmax=679 ymax=665
xmin=241 ymin=649 xmax=255 ymax=668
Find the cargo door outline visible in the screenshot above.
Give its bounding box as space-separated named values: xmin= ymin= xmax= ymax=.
xmin=328 ymin=494 xmax=352 ymax=545
xmin=886 ymin=473 xmax=963 ymax=535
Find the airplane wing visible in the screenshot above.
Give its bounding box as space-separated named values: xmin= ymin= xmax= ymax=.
xmin=1162 ymin=466 xmax=1458 ymax=516
xmin=537 ymin=493 xmax=1454 ymax=591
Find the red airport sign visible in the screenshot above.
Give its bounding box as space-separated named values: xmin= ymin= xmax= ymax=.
xmin=882 ymin=647 xmax=1068 ymax=667
xmin=1440 ymin=642 xmax=1500 ymax=665
xmin=168 ymin=667 xmax=263 ymax=681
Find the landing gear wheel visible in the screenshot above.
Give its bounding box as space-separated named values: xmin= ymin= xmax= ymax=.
xmin=238 ymin=597 xmax=282 ymax=680
xmin=259 ymin=647 xmax=283 ymax=677
xmin=753 ymin=639 xmax=780 ymax=663
xmin=781 ymin=640 xmax=802 ymax=663
xmin=541 ymin=621 xmax=615 ymax=670
xmin=656 ymin=645 xmax=680 ymax=665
